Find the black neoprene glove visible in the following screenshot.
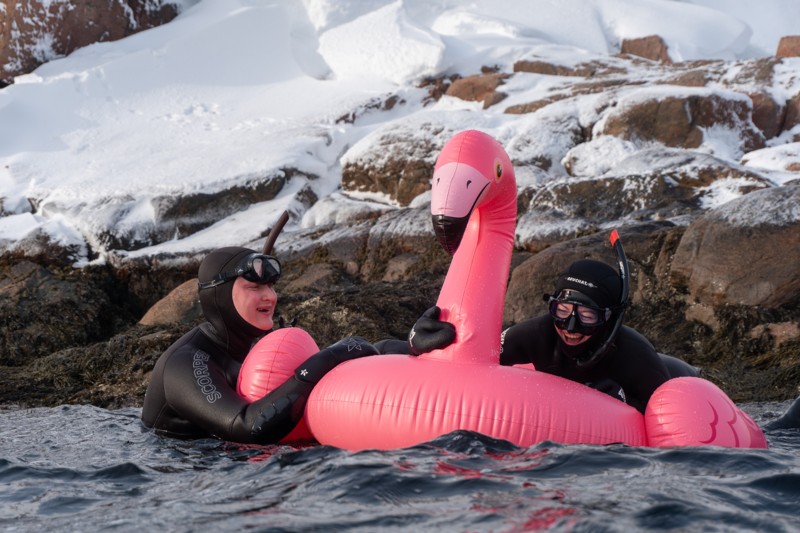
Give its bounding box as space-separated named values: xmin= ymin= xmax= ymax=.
xmin=586 ymin=378 xmax=627 ymax=404
xmin=294 ymin=336 xmax=378 ymax=384
xmin=408 ymin=306 xmax=456 ymax=355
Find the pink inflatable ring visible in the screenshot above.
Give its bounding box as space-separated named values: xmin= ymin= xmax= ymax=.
xmin=251 ymin=130 xmax=767 ymax=451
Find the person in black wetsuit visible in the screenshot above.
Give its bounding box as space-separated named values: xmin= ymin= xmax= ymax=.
xmin=141 ymin=246 xmax=379 ymax=443
xmin=497 ymin=259 xmax=698 ymax=413
xmin=397 ymin=259 xmax=698 ymax=414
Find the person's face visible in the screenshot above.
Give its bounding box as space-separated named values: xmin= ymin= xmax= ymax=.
xmin=232 ymin=276 xmax=278 ymax=331
xmin=550 ymin=299 xmax=603 ymax=346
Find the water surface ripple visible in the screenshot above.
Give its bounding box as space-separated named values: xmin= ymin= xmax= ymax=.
xmin=1 ymin=403 xmax=798 ymax=532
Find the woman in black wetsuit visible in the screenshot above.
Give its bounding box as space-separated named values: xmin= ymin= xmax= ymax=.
xmin=400 ymin=258 xmax=698 ymax=414
xmin=141 ymin=246 xmax=378 ymax=443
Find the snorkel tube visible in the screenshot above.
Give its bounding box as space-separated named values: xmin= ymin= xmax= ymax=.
xmin=575 ymin=229 xmax=630 ymax=368
xmin=262 ymin=210 xmax=290 ymax=255
xmin=262 ymin=210 xmax=297 ymax=328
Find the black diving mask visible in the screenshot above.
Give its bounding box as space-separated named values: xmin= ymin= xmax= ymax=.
xmin=546 ymin=291 xmax=613 ymax=335
xmin=198 ymin=253 xmax=281 ymax=290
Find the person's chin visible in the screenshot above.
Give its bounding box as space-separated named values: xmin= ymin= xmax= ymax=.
xmin=252 ymin=315 xmax=274 ymax=331
xmin=559 ymin=331 xmax=589 ymax=346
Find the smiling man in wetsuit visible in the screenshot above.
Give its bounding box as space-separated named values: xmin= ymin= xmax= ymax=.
xmin=497 ymin=259 xmax=692 ymax=413
xmin=141 ymin=246 xmax=378 ymax=443
xmin=401 ymin=258 xmax=698 ymax=414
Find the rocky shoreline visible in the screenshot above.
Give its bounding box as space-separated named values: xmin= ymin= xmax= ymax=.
xmin=2 ymin=196 xmax=799 ymax=409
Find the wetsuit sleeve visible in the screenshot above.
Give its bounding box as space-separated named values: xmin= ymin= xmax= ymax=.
xmin=500 ymin=316 xmax=554 ymax=367
xmin=500 ymin=324 xmax=531 ymax=366
xmin=374 ymin=338 xmax=413 ymax=354
xmin=160 ymin=336 xmax=379 ymax=444
xmin=160 ymin=345 xmax=312 ymax=444
xmin=609 ymin=327 xmax=671 ymax=414
xmin=242 ymin=336 xmax=381 ymax=441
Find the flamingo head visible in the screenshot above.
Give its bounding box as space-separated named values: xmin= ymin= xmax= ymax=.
xmin=430 ymin=130 xmax=515 ymax=255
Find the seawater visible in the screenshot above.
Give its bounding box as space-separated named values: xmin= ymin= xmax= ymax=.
xmin=1 ymin=403 xmax=798 ymax=532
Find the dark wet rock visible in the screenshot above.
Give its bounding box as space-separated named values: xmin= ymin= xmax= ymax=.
xmin=2 ymin=211 xmax=799 ymax=408
xmin=107 ymin=252 xmax=200 ymax=313
xmin=0 ymin=256 xmax=137 ymax=366
xmin=0 ymin=325 xmax=185 ymax=408
xmin=40 ymin=169 xmax=309 ymax=252
xmin=359 ymin=207 xmax=447 ymax=282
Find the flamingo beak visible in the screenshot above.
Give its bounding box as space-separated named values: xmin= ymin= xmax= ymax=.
xmin=432 ymin=213 xmax=469 ymax=255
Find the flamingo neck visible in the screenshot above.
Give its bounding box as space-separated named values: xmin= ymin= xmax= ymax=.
xmin=427 ymin=194 xmax=516 ymax=364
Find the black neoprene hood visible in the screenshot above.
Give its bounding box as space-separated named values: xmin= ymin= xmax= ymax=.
xmin=553 ymin=259 xmax=621 ymax=309
xmin=197 ymin=246 xmax=268 ymax=358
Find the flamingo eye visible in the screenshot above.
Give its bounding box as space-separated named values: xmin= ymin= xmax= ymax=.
xmin=495 ymin=161 xmax=503 ymax=180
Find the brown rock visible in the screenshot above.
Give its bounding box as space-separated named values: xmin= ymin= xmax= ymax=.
xmin=445 ymin=72 xmax=509 ymax=109
xmin=601 ymin=93 xmax=765 ymax=153
xmin=684 ymin=303 xmax=721 ymax=331
xmin=341 ymin=127 xmax=446 ymax=206
xmin=382 ymin=253 xmax=420 ymax=282
xmin=783 ymin=92 xmax=800 ymax=133
xmin=514 ymin=60 xmax=589 ymax=77
xmin=776 ymin=36 xmax=800 ymax=58
xmin=343 ymin=157 xmax=432 ymax=207
xmin=0 ymin=0 xmax=181 ymax=84
xmin=670 ymin=184 xmax=800 ymax=307
xmin=748 ymin=91 xmax=785 ymax=140
xmin=505 ymin=95 xmax=568 ymax=115
xmin=360 ymin=208 xmax=446 ymax=282
xmin=139 ymin=279 xmax=201 ymax=327
xmin=726 ymin=57 xmax=779 ymax=87
xmin=620 ymin=35 xmax=672 ymax=64
xmin=520 ymin=150 xmax=768 ymax=229
xmin=665 ymin=70 xmax=708 ymax=87
xmin=504 ymin=223 xmax=671 ymax=324
xmin=284 ymin=263 xmax=342 ymax=293
xmin=749 ymin=322 xmax=800 ymax=347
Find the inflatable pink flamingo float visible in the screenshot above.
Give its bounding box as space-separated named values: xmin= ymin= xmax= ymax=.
xmin=241 ymin=130 xmax=766 ymax=450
